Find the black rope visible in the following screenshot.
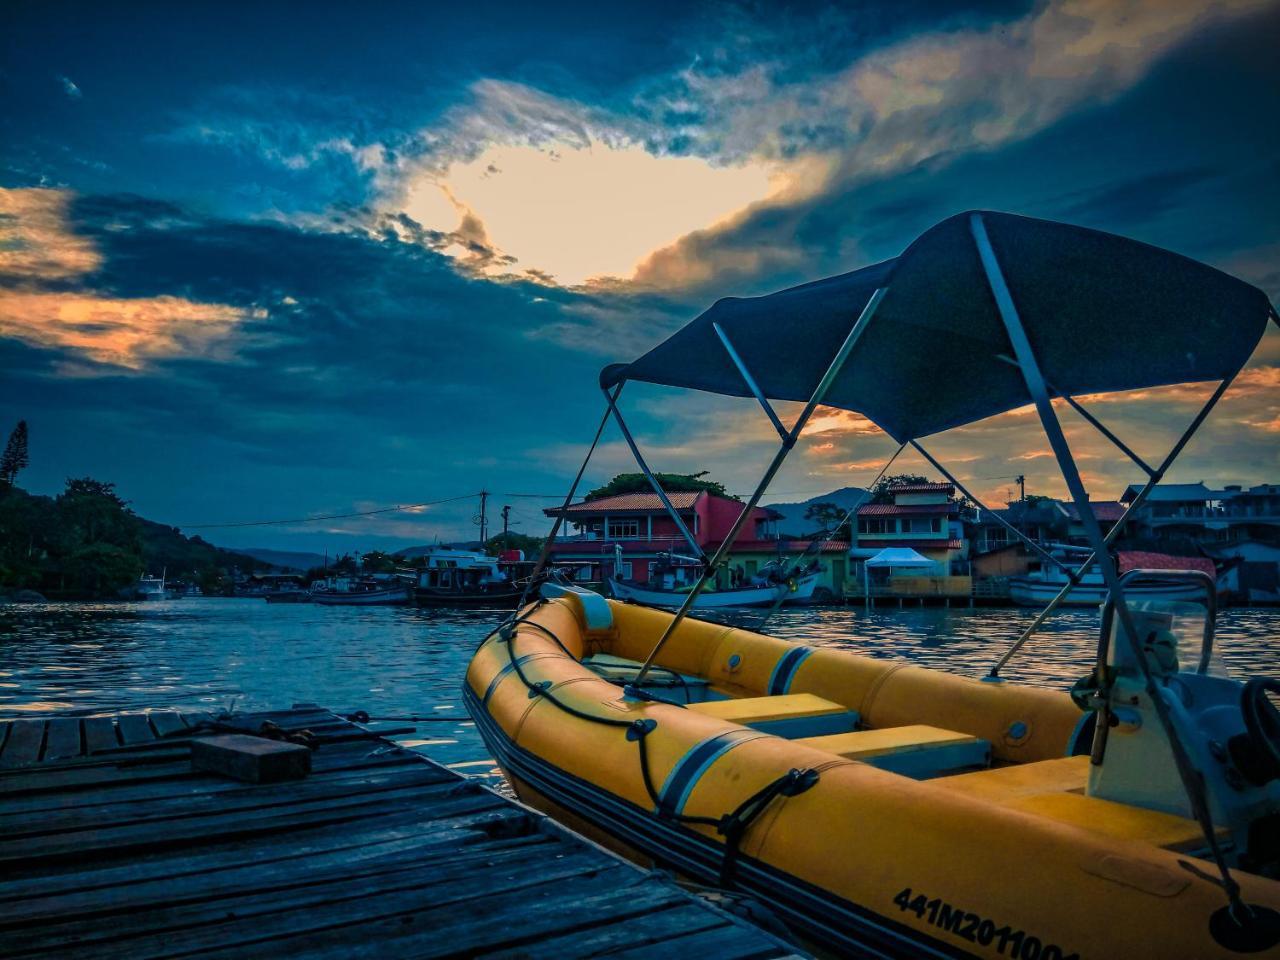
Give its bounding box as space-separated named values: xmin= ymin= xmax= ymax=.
xmin=492 ymin=618 xmax=821 ymax=871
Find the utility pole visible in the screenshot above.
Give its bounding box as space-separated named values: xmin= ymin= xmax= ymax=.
xmin=477 ymin=491 xmax=489 ymax=547
xmin=501 ymin=505 xmax=511 ymax=554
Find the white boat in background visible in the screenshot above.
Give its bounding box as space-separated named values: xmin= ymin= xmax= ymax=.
xmin=609 ymin=570 xmax=819 ymax=608
xmin=1009 ymin=548 xmax=1211 ymax=607
xmin=134 ymin=570 xmax=167 ymax=601
xmin=311 ymin=576 xmax=411 ymax=606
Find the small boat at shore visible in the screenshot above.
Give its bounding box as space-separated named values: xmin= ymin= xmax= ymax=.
xmin=468 ymin=212 xmax=1280 ymax=957
xmin=134 ymin=571 xmax=167 ymax=601
xmin=1009 ymin=547 xmax=1212 ymax=607
xmin=311 ymin=576 xmax=411 ymax=606
xmin=413 ymin=549 xmax=530 ymax=608
xmin=609 ymin=568 xmax=819 ymax=608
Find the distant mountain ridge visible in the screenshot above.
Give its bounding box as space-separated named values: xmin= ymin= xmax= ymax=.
xmin=765 ymin=486 xmax=869 ymax=537
xmin=238 ymin=548 xmax=327 ymax=571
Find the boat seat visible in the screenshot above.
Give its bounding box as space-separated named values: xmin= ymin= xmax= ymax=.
xmin=688 ymin=693 xmax=859 ymax=738
xmin=934 ymin=756 xmax=1221 ymax=852
xmin=581 ymin=654 xmax=715 ymax=705
xmin=934 ymin=755 xmax=1090 ymax=802
xmin=795 ymin=725 xmax=991 ymax=779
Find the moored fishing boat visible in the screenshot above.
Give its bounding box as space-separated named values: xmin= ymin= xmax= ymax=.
xmin=1008 ymin=548 xmax=1213 ymax=607
xmin=466 ymin=211 xmax=1280 ymax=958
xmin=609 ymin=569 xmax=819 ymax=608
xmin=311 ymin=576 xmax=410 ymax=606
xmin=413 ymin=548 xmax=530 ymax=608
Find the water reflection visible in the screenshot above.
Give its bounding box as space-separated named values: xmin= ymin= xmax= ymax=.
xmin=1 ymin=598 xmax=1276 ymax=770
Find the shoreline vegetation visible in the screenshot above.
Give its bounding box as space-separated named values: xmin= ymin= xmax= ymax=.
xmin=0 ymin=479 xmax=272 ymax=601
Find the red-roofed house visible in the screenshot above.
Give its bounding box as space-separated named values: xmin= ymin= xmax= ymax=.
xmin=543 ymin=491 xmax=780 ymax=585
xmin=543 ymin=490 xmax=853 ymax=595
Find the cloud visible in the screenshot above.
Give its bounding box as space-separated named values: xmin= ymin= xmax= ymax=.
xmin=0 ymin=188 xmax=254 ymax=370
xmin=0 ymin=188 xmax=102 ymax=281
xmin=0 ymin=291 xmax=253 ymax=369
xmin=625 ymin=0 xmax=1271 ymax=291
xmin=57 ymin=75 xmax=81 ymax=99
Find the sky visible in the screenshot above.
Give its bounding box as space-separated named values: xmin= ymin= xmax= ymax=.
xmin=1 ymin=0 xmax=1278 ymax=555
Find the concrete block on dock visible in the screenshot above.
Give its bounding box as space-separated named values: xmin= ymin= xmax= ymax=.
xmin=190 ymin=734 xmax=311 ymax=783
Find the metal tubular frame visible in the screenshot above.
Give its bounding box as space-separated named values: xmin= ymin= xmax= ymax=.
xmin=712 ymin=322 xmax=789 ymax=442
xmin=970 ymin=212 xmax=1244 ymax=916
xmin=602 ymin=388 xmax=704 ymax=560
xmin=986 ymin=374 xmax=1233 ymax=678
xmin=1057 ymin=390 xmax=1156 ymax=477
xmin=628 ymin=287 xmax=888 ymax=689
xmin=910 ymin=440 xmax=1069 ymax=575
xmin=517 ymin=386 xmax=621 ymax=610
xmin=754 ymin=441 xmax=906 ymax=631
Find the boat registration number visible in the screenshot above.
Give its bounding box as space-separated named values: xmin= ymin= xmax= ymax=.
xmin=892 ymin=888 xmax=1079 ymax=960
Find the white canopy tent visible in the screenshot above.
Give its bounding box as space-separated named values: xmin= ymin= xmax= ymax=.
xmin=863 ymin=547 xmax=936 ymax=606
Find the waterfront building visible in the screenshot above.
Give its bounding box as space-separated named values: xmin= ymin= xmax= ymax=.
xmin=544 ymin=491 xmax=852 ymax=596
xmin=849 ymin=482 xmax=966 ymax=596
xmin=1120 ymin=482 xmax=1280 ymax=543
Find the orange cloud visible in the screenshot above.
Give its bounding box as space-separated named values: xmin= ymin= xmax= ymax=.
xmin=0 ymin=187 xmax=254 ymax=371
xmin=0 ymin=291 xmax=256 ymax=369
xmin=0 ymin=187 xmax=101 ymax=280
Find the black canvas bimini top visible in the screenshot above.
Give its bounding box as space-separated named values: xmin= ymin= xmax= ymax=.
xmin=601 ymin=212 xmax=1274 ymax=442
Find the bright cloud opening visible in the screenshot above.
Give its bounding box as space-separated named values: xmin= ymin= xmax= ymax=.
xmin=400 ymin=140 xmax=775 ymax=286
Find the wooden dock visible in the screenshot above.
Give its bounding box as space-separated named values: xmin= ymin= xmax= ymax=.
xmin=0 ymin=706 xmax=803 ymax=959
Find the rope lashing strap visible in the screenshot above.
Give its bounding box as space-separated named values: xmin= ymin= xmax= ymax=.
xmin=717 ymin=767 xmax=820 ymax=886
xmin=497 ymin=621 xmax=823 ymax=859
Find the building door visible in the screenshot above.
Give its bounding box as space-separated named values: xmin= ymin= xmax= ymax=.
xmin=831 ymin=557 xmax=846 ymax=591
xmin=745 ymin=560 xmax=758 ymax=576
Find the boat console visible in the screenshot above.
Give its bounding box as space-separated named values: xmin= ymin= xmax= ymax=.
xmin=1086 ymin=570 xmax=1280 ymax=873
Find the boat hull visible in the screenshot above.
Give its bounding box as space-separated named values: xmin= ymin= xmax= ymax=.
xmin=311 ymin=586 xmax=410 ymax=606
xmin=414 ymin=587 xmax=523 ymax=609
xmin=1007 ymin=577 xmax=1205 ymax=607
xmin=465 ymin=593 xmax=1279 ymax=959
xmin=609 ymin=572 xmax=818 ymax=608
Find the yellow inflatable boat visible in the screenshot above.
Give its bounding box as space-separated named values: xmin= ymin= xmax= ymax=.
xmin=466 ymin=212 xmax=1280 ymax=956
xmin=466 ymin=586 xmax=1280 ymax=958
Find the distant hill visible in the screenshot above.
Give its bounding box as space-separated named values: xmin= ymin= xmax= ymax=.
xmin=138 ymin=521 xmax=268 ymax=577
xmin=394 ymin=541 xmax=484 ymax=560
xmin=237 ymin=548 xmax=328 ymax=572
xmin=765 ymin=486 xmax=869 ymax=537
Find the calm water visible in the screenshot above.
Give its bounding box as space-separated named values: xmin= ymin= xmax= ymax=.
xmin=2 ymin=599 xmax=1277 ymax=777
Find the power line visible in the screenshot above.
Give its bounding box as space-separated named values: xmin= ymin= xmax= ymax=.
xmin=180 ymin=493 xmax=480 ymax=530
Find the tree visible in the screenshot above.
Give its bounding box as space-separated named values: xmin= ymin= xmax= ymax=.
xmin=585 ymin=471 xmax=735 ymax=501
xmin=869 ymin=473 xmax=933 ymax=504
xmin=802 ymin=501 xmax=851 ymax=539
xmin=0 ymin=421 xmax=29 ymax=488
xmin=484 ymin=532 xmax=544 ymax=557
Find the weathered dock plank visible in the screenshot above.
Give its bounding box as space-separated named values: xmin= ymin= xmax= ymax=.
xmin=146 ymin=711 xmax=186 ymax=739
xmin=113 ymin=713 xmax=155 ymax=745
xmin=0 ymin=720 xmax=44 ymax=768
xmin=0 ymin=707 xmax=803 ymax=959
xmin=82 ymin=717 xmax=119 ymax=754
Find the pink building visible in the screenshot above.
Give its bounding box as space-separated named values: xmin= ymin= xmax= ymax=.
xmin=544 ymin=491 xmax=781 ymax=583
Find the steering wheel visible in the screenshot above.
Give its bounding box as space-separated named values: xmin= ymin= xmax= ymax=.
xmin=1240 ymin=678 xmax=1280 ymax=784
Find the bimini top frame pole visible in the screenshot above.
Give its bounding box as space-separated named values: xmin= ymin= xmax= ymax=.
xmin=601 ymin=388 xmax=704 ymax=562
xmin=754 ymin=441 xmax=905 ymax=631
xmin=985 ymin=374 xmax=1234 ymax=678
xmin=516 ymin=385 xmax=622 ymax=611
xmin=970 ymin=212 xmax=1248 ymax=922
xmin=628 ymin=287 xmax=888 ymax=690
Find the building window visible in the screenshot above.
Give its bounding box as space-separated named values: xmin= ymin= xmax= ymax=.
xmin=903 ymin=518 xmax=942 ymax=534
xmin=858 ymin=518 xmax=892 ymax=534
xmin=607 ymin=519 xmax=640 ymax=539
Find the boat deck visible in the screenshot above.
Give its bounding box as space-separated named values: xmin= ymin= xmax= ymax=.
xmin=0 ymin=706 xmax=803 ymax=959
